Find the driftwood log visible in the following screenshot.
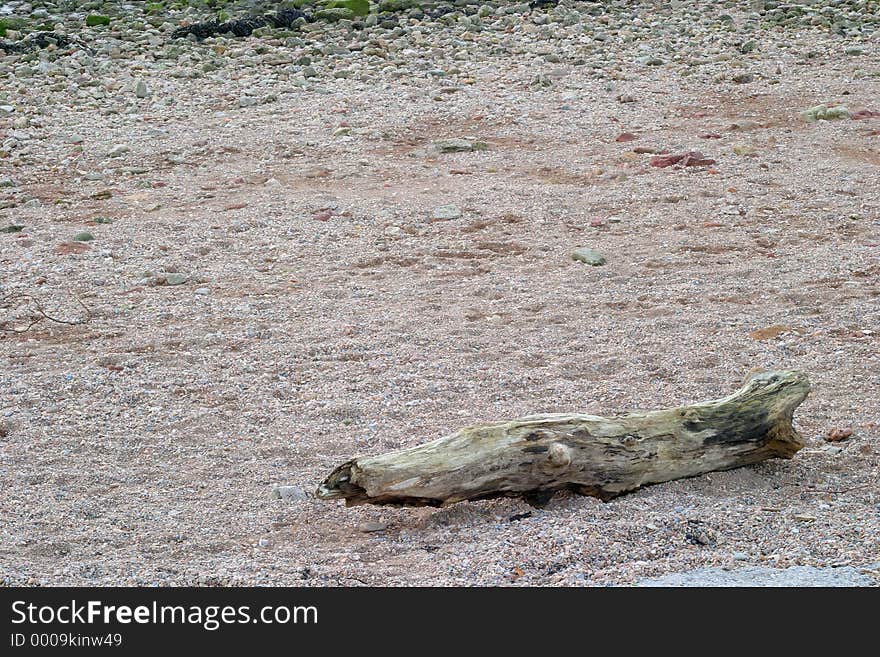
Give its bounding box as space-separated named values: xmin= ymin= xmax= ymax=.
xmin=316 ymin=370 xmax=810 ymax=508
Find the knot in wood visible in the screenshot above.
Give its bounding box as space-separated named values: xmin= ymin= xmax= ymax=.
xmin=547 ymin=442 xmax=572 ymax=468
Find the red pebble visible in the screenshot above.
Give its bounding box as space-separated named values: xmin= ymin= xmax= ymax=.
xmin=851 ymin=110 xmax=880 ymax=120
xmin=826 ymin=427 xmax=853 ymax=442
xmin=650 ymin=153 xmax=683 ymax=167
xmin=650 ymin=151 xmax=715 ymax=168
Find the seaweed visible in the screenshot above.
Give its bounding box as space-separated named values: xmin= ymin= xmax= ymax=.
xmin=0 ymin=31 xmax=72 ymax=53
xmin=170 ymin=8 xmax=310 ymax=40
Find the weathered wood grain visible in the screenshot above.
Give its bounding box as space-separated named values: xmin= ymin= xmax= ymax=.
xmin=316 ymin=370 xmax=810 ymax=508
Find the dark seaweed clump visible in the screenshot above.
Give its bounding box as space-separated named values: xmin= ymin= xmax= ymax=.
xmin=171 ymin=8 xmax=310 ymax=41
xmin=0 ymin=31 xmax=70 ymax=53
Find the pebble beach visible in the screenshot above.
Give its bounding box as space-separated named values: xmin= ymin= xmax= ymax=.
xmin=1 ymin=0 xmax=879 ymax=586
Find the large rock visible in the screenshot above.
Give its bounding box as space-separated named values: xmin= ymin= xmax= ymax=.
xmin=639 ymin=565 xmax=876 ymax=587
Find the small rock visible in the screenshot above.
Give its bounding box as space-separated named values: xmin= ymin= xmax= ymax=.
xmin=273 ymin=485 xmax=308 ymax=501
xmin=432 ymin=138 xmax=488 ymax=153
xmin=238 ymin=96 xmax=258 ymax=108
xmin=68 ymin=135 xmax=85 ymax=145
xmin=732 ymin=143 xmax=756 ymax=156
xmin=194 ymin=287 xmax=210 ymax=296
xmin=826 ymin=427 xmax=853 ymax=442
xmin=431 ymin=204 xmax=462 ymax=221
xmin=163 ymin=273 xmax=188 ymax=286
xmin=851 ymin=110 xmax=880 ymax=120
xmin=733 ymin=552 xmax=749 ymax=561
xmin=732 ymin=73 xmax=754 ymax=84
xmin=531 ymin=73 xmax=552 ymax=88
xmin=650 ymin=151 xmax=716 ymax=168
xmin=108 ymin=144 xmax=130 ymax=157
xmin=800 ymin=105 xmax=851 ymax=122
xmin=729 ymin=120 xmax=761 ymax=131
xmin=135 ymin=80 xmax=149 ymax=98
xmin=358 ymin=521 xmax=388 ymax=533
xmin=685 ymin=523 xmax=716 ymax=546
xmin=615 ymin=132 xmax=638 ymax=143
xmin=257 ymin=538 xmax=270 ymax=548
xmin=572 ymin=247 xmax=606 ymax=266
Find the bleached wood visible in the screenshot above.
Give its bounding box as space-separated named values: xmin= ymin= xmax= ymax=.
xmin=316 ymin=370 xmax=810 ymax=508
